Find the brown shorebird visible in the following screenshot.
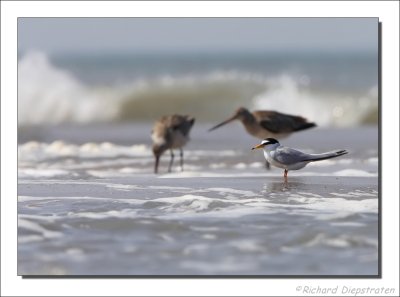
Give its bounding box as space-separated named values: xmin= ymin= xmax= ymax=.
xmin=151 ymin=114 xmax=195 ymax=174
xmin=209 ymin=107 xmax=316 ymax=139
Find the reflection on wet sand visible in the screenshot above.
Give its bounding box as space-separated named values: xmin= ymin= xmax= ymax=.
xmin=261 ymin=178 xmax=309 ymax=194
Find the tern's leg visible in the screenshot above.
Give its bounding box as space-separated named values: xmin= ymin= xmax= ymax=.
xmin=179 ymin=148 xmax=184 ymax=171
xmin=265 ymin=161 xmax=270 ymax=170
xmin=168 ymin=150 xmax=175 ymax=173
xmin=284 ymin=169 xmax=288 ymax=182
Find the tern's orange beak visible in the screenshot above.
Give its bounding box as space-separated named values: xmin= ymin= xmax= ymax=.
xmin=251 ymin=143 xmax=264 ymax=150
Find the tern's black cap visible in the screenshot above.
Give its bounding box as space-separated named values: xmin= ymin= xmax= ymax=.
xmin=261 ymin=138 xmax=279 ymax=145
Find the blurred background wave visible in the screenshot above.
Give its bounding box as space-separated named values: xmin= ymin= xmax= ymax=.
xmin=18 ymin=50 xmax=377 ymax=126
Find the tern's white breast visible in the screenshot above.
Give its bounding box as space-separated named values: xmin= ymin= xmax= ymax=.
xmin=263 ymin=150 xmax=287 ymax=169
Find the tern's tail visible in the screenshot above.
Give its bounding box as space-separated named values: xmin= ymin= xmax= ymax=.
xmin=306 ymin=150 xmax=348 ymax=162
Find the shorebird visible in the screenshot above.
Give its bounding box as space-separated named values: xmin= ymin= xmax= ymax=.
xmin=209 ymin=107 xmax=316 ymax=139
xmin=151 ymin=114 xmax=195 ymax=174
xmin=252 ymin=138 xmax=348 ymax=181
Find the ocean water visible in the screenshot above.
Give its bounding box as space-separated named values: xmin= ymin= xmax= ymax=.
xmin=18 ymin=50 xmax=378 ymax=126
xmin=17 ymin=50 xmax=379 ymax=275
xmin=18 ymin=124 xmax=379 ymax=275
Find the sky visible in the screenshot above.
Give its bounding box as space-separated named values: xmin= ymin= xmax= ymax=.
xmin=18 ymin=18 xmax=378 ymax=54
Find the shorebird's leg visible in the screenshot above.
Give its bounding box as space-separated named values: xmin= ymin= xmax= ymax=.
xmin=284 ymin=169 xmax=288 ymax=182
xmin=154 ymin=156 xmax=160 ymax=174
xmin=265 ymin=161 xmax=270 ymax=170
xmin=168 ymin=149 xmax=175 ymax=173
xmin=179 ymin=148 xmax=184 ymax=171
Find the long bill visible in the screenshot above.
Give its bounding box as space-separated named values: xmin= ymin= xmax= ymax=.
xmin=251 ymin=144 xmax=264 ymax=150
xmin=208 ymin=115 xmax=237 ymax=132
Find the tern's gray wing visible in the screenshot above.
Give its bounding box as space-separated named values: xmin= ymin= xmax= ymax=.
xmin=272 ymin=146 xmax=312 ymax=165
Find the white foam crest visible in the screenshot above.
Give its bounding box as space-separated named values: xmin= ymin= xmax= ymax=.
xmin=43 ymin=159 xmax=151 ymax=172
xmin=67 ymin=209 xmax=139 ymax=219
xmin=153 ymin=195 xmax=215 ymax=212
xmin=329 ymin=191 xmax=377 ymax=198
xmin=18 ymin=180 xmax=142 ymax=187
xmin=330 ymin=222 xmax=366 ymax=227
xmin=18 ymin=214 xmax=59 ymax=222
xmin=304 ymin=233 xmax=350 ymax=248
xmin=18 ymin=217 xmax=63 ymax=239
xmin=18 ymin=168 xmax=70 ymax=178
xmin=285 ymin=196 xmax=378 ymax=220
xmin=18 ymin=51 xmax=119 ymax=125
xmin=119 ymin=69 xmax=266 ymax=99
xmin=252 ymin=75 xmax=378 ymax=127
xmin=190 ymin=226 xmax=221 ymax=232
xmin=87 ymin=169 xmax=150 ymax=178
xmin=148 ymin=193 xmax=273 ymax=217
xmin=105 ymin=184 xmax=142 ymax=191
xmin=149 ymin=196 xmax=278 ymax=219
xmin=209 ymin=163 xmax=227 ymax=169
xmin=187 ymin=150 xmax=238 ymax=157
xmin=366 ymin=157 xmax=378 ymax=164
xmin=228 ymin=240 xmax=266 ymax=252
xmin=18 ymin=195 xmax=148 ymax=207
xmin=18 ymin=141 xmax=150 ymax=162
xmin=332 ymin=169 xmax=377 ymax=177
xmin=148 ymin=185 xmax=192 ymax=191
xmin=18 ymin=235 xmax=44 ymax=244
xmin=302 ymin=233 xmax=378 ymax=249
xmin=183 ymin=243 xmax=211 ymax=256
xmin=206 ymin=188 xmax=258 ymax=197
xmin=180 ymin=259 xmax=256 ymax=273
xmin=158 ymin=171 xmax=274 ymax=178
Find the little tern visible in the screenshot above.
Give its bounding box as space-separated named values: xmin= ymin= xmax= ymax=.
xmin=252 ymin=138 xmax=348 ymax=180
xmin=151 ymin=114 xmax=195 ymax=174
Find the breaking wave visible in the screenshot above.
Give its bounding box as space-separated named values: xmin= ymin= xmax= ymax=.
xmin=18 ymin=51 xmax=378 ymax=126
